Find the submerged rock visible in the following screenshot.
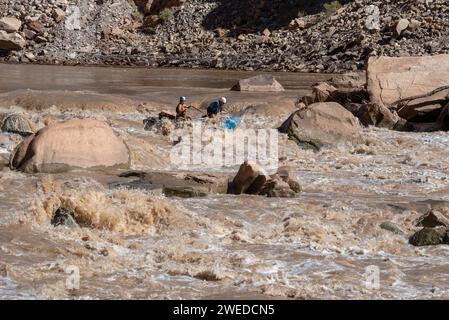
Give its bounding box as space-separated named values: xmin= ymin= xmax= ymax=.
xmin=264 ymin=165 xmax=302 ymax=197
xmin=279 ymin=102 xmax=362 ymax=150
xmin=117 ymin=171 xmax=230 ymax=197
xmin=409 ymin=227 xmax=449 ymax=247
xmin=379 ymin=221 xmax=404 ymax=235
xmin=163 ymin=186 xmax=208 ymax=198
xmin=51 ymin=208 xmax=79 ymax=228
xmin=9 ymin=119 xmax=130 ymax=173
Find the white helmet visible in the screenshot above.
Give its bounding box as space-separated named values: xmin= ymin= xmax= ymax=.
xmin=220 ymin=97 xmax=227 ymax=104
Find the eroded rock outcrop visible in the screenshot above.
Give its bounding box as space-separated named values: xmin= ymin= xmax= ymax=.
xmin=367 ymin=55 xmax=449 ymax=106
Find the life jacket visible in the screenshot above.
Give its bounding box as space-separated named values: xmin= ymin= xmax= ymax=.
xmin=207 ymin=100 xmax=221 ymax=114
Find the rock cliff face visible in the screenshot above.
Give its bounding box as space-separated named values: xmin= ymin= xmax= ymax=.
xmin=0 ymin=0 xmax=448 ymax=72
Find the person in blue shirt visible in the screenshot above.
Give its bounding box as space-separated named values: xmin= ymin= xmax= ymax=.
xmin=207 ymin=97 xmax=227 ymax=118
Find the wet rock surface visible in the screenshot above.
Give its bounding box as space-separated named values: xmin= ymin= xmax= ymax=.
xmin=409 ymin=227 xmax=449 ymax=247
xmin=51 ymin=207 xmax=79 ymax=228
xmin=115 ymin=171 xmax=231 ymax=197
xmin=229 ymin=162 xmax=301 ymax=198
xmin=379 ymin=221 xmax=404 ymax=235
xmin=1 ymin=112 xmax=35 ymax=136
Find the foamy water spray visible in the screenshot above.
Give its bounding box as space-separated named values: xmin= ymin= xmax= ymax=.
xmin=170 ymin=121 xmax=279 ymax=172
xmin=363 ymin=265 xmax=380 ymax=290
xmin=65 ymin=265 xmax=80 ymax=290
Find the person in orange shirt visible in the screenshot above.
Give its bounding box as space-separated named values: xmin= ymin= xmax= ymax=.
xmin=176 ymin=96 xmax=189 ymax=120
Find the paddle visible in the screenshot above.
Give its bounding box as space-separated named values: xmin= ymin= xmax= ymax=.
xmin=187 ymin=105 xmax=202 ymax=112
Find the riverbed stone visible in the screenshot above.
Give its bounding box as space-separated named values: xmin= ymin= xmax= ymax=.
xmin=52 ymin=8 xmax=66 ymax=23
xmin=259 ymin=177 xmax=297 ymax=198
xmin=51 ymin=208 xmax=79 ymax=228
xmin=116 ymin=171 xmax=230 ymax=196
xmin=356 ymin=103 xmax=401 ymax=129
xmin=379 ymin=221 xmax=404 ymax=235
xmin=163 ymin=186 xmax=208 ymax=198
xmin=228 ymin=161 xmax=269 ymax=195
xmin=1 ymin=113 xmax=35 ymax=136
xmin=396 ymin=19 xmax=410 ymax=35
xmin=409 ymin=227 xmax=449 ymax=247
xmin=279 ymin=102 xmax=362 ymax=150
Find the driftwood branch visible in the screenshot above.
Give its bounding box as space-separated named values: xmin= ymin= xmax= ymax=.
xmin=389 ymin=85 xmax=449 ymax=108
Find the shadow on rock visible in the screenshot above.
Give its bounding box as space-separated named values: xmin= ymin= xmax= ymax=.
xmin=202 ymin=0 xmax=354 ymax=35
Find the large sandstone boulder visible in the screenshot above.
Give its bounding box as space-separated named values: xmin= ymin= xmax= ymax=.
xmin=279 ymin=102 xmax=362 ymax=150
xmin=10 ymin=119 xmax=130 ymax=173
xmin=231 ymin=75 xmax=284 ymax=92
xmin=0 ymin=30 xmax=26 ymax=50
xmin=0 ymin=17 xmax=22 ymax=33
xmin=367 ymin=55 xmax=449 ymax=105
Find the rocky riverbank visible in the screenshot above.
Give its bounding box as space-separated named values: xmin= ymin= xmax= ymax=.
xmin=1 ymin=0 xmax=449 ymax=72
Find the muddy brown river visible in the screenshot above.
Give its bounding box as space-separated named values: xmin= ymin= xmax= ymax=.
xmin=0 ymin=63 xmax=449 ymax=299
